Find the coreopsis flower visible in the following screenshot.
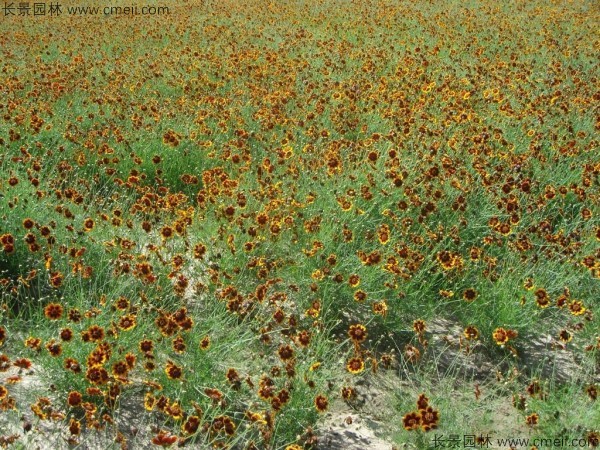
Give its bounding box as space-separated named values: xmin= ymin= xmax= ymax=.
xmin=44 ymin=303 xmax=63 ymax=320
xmin=314 ymin=394 xmax=328 ymax=412
xmin=402 ymin=411 xmax=421 ymax=430
xmin=165 ymin=361 xmax=183 ymax=380
xmin=346 ymin=357 xmax=365 ymax=374
xmin=348 ymin=324 xmax=367 ymax=344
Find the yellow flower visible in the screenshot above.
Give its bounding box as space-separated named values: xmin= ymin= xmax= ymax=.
xmin=346 ymin=357 xmax=365 ymax=374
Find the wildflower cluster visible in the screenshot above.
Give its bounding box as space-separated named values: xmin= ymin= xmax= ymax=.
xmin=0 ymin=0 xmax=598 ymax=447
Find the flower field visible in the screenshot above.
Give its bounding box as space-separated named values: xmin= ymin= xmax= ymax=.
xmin=0 ymin=0 xmax=598 ymax=448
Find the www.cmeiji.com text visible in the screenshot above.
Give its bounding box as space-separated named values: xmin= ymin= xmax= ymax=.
xmin=2 ymin=3 xmax=170 ymax=17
